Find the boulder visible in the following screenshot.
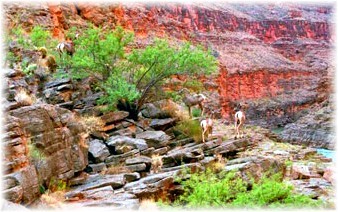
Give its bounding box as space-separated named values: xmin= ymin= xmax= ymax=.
xmin=323 ymin=166 xmax=334 ymax=183
xmin=125 ymin=163 xmax=148 ymax=172
xmin=88 ymin=139 xmax=110 ymax=163
xmin=87 ymin=163 xmax=107 ymax=173
xmin=136 ymin=131 xmax=171 ymax=148
xmin=141 ymin=103 xmax=167 ymax=119
xmin=162 ymin=144 xmax=205 ymax=167
xmin=124 ymin=170 xmax=179 ymax=198
xmin=107 ymin=136 xmax=148 ymax=151
xmin=225 ymin=156 xmax=283 ymax=182
xmin=149 ymin=118 xmax=177 ymax=131
xmin=291 ymin=163 xmax=321 ymax=179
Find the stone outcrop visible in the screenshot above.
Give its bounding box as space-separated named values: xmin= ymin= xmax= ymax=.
xmin=280 ymin=98 xmax=335 ymax=149
xmin=3 ymin=68 xmax=89 ymax=205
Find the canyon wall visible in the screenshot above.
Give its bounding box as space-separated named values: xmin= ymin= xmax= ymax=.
xmin=3 ymin=1 xmax=334 ymax=131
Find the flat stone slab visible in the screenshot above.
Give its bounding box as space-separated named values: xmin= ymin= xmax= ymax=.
xmin=125 ymin=163 xmax=147 ymax=172
xmin=107 ymin=136 xmax=148 ymax=151
xmin=105 ymin=149 xmax=140 ymax=165
xmin=149 ymin=118 xmax=176 ymax=131
xmin=65 ymin=174 xmax=126 ymax=199
xmin=101 ymin=111 xmax=129 ymax=124
xmin=136 ymin=130 xmax=171 ymax=148
xmin=125 ymin=156 xmax=152 ymax=166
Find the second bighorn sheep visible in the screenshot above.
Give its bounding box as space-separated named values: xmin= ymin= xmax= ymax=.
xmin=179 ymin=88 xmax=206 ymax=118
xmin=234 ymin=103 xmax=246 ymax=139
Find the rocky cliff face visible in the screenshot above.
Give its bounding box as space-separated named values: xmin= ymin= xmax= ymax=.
xmin=3 ymin=69 xmax=88 ymax=205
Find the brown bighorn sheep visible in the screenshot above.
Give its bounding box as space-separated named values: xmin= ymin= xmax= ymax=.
xmin=178 ymin=88 xmax=206 ymax=118
xmin=37 ymin=47 xmax=57 ymax=73
xmin=200 ymin=117 xmax=213 ymax=143
xmin=234 ymin=104 xmax=246 ymax=139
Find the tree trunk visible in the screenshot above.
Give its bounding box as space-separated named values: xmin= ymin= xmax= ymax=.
xmin=116 ymin=99 xmax=139 ymax=121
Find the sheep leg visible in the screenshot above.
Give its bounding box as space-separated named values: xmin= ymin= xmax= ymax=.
xmin=234 ymin=119 xmax=238 ymax=139
xmin=237 ymin=122 xmax=243 ymax=138
xmin=188 ymin=107 xmax=192 ymax=118
xmin=202 ymin=129 xmax=205 ymax=143
xmin=199 ymin=103 xmax=204 ymax=117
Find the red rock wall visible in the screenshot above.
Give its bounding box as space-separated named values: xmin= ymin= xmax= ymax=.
xmin=218 ymin=67 xmax=319 ymax=119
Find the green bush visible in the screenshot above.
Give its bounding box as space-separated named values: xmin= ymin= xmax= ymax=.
xmin=30 ymin=26 xmax=52 ymax=48
xmin=191 ymin=108 xmax=202 ymax=117
xmin=174 ymin=119 xmax=202 ymax=142
xmin=174 ymin=170 xmax=323 ymax=209
xmin=183 ymin=79 xmax=204 ymax=92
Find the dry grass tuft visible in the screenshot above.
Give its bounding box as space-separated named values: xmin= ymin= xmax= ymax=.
xmin=39 ymin=190 xmax=66 ymax=209
xmin=79 ymin=115 xmax=105 ymax=134
xmin=139 ymin=198 xmax=160 ymax=211
xmin=151 ymin=154 xmax=163 ymax=174
xmin=14 ymin=88 xmax=35 ymax=106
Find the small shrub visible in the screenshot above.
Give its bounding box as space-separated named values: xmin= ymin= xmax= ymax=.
xmin=161 ymin=101 xmax=189 ymax=121
xmin=177 ymin=170 xmax=247 ymax=207
xmin=165 ymin=90 xmax=182 ymax=102
xmin=27 ymin=141 xmax=45 ymax=161
xmin=174 ymin=119 xmax=202 ymax=142
xmin=191 ymin=108 xmax=201 ymax=118
xmin=48 ymin=177 xmax=68 ymax=192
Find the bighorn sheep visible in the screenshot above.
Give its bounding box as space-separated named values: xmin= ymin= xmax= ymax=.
xmin=179 ymin=88 xmax=206 ymax=118
xmin=56 ymin=38 xmax=75 ymax=57
xmin=234 ymin=104 xmax=246 ymax=139
xmin=37 ymin=47 xmax=57 ymax=73
xmin=200 ymin=117 xmax=213 ymax=143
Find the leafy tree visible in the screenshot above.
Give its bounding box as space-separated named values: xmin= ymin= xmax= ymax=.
xmin=65 ymin=25 xmax=218 ymax=120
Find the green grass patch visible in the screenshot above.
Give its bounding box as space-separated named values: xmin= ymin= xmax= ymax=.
xmin=173 ymin=119 xmax=202 ymax=142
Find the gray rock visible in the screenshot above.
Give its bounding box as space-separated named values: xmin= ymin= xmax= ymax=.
xmin=162 ymin=144 xmax=205 ymax=166
xmin=125 ymin=156 xmax=152 ymax=166
xmin=87 ymin=163 xmax=107 ymax=173
xmin=105 ymin=149 xmax=140 ymax=165
xmin=88 ymin=139 xmax=110 ymax=163
xmin=124 ymin=170 xmax=179 ymax=198
xmin=149 ymin=118 xmax=177 ymax=131
xmin=107 ymin=136 xmax=148 ymax=151
xmin=65 ymin=174 xmax=126 ymax=199
xmin=123 ymin=172 xmax=141 ymax=182
xmin=44 ymin=78 xmax=72 ymax=89
xmin=136 ymin=131 xmax=171 ymax=148
xmin=141 ymin=103 xmax=165 ymax=119
xmin=125 ymin=163 xmax=147 ymax=172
